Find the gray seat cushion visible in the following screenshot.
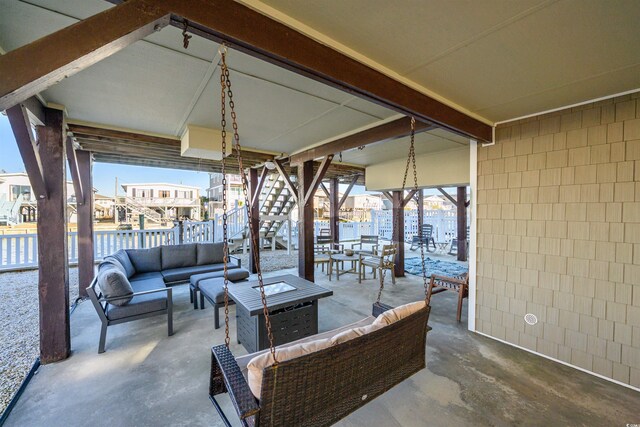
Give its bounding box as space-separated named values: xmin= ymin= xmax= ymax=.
xmin=198 ymin=278 xmax=230 ymax=304
xmin=105 ymin=250 xmax=136 ymax=278
xmin=196 ymin=242 xmax=225 ymax=265
xmin=97 ymin=266 xmax=134 ymax=306
xmin=129 ymin=272 xmax=164 ymax=283
xmin=161 ymin=244 xmax=197 ymax=270
xmin=126 ymin=247 xmax=162 ymax=273
xmin=190 ymin=266 xmax=247 ymax=288
xmin=106 ymin=289 xmax=168 ymax=321
xmin=161 ymin=264 xmax=226 ymax=283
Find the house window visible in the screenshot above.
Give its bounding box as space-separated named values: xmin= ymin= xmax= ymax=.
xmin=159 ymin=190 xmax=171 ymax=198
xmin=135 ymin=189 xmax=149 ymax=198
xmin=10 ymin=185 xmax=31 ymax=201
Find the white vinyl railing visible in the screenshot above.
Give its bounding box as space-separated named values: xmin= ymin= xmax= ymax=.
xmin=0 ymin=209 xmax=464 ymax=270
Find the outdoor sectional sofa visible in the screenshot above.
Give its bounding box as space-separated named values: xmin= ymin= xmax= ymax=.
xmin=87 ymin=242 xmax=245 ymax=353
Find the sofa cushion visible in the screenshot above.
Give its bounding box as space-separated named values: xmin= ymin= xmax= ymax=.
xmin=98 ymin=259 xmax=125 ymax=276
xmin=97 ymin=266 xmax=134 ymax=306
xmin=161 ymin=264 xmax=226 ymax=283
xmin=196 ymin=242 xmax=225 ymax=265
xmin=106 ymin=289 xmax=168 ymax=320
xmin=247 ymin=338 xmax=332 ymax=398
xmin=373 ymin=301 xmax=427 ymax=327
xmin=190 ymin=267 xmax=248 ymax=289
xmin=161 ymin=244 xmax=197 ymax=270
xmin=129 ymin=272 xmax=164 ymax=283
xmin=126 ymin=247 xmax=162 ymax=273
xmin=198 ymin=272 xmax=249 ymax=304
xmin=105 ymin=250 xmax=136 ymax=278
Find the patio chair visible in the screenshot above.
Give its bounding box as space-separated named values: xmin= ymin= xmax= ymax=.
xmin=314 ymin=235 xmax=341 ymax=274
xmin=448 ymin=226 xmax=470 ymax=256
xmin=87 ymin=274 xmax=173 ymax=354
xmin=359 ymin=244 xmax=397 ymax=287
xmin=427 ymin=273 xmax=469 ymax=322
xmin=351 ymin=235 xmax=379 ymax=255
xmin=409 ymin=224 xmax=437 ymax=252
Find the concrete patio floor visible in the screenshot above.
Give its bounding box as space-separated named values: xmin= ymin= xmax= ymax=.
xmin=5 ymin=266 xmax=639 ymax=427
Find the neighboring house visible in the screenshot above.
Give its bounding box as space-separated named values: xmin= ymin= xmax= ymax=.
xmin=341 ymin=193 xmax=383 ymax=221
xmin=120 ymin=183 xmax=201 ymax=223
xmin=0 ymin=172 xmax=83 ymax=224
xmin=94 ymin=194 xmax=115 ymax=219
xmin=423 ymin=194 xmax=455 ymax=211
xmin=207 ymin=173 xmax=243 ymax=216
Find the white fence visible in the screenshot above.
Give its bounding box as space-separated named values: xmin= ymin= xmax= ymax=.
xmin=0 ymin=209 xmax=463 ymax=270
xmin=315 ymin=209 xmax=460 ymax=243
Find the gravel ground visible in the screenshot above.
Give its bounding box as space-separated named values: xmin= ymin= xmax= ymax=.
xmin=0 ymin=250 xmax=298 ymax=415
xmin=236 ymin=249 xmax=299 ymax=273
xmin=0 ymin=267 xmax=79 ymax=414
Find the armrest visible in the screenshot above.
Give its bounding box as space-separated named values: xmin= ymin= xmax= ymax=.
xmin=98 ymin=287 xmax=171 ymax=303
xmin=351 ymin=242 xmax=362 ymax=250
xmin=333 ymin=243 xmax=344 ymax=252
xmin=210 ymin=345 xmax=259 ymax=420
xmin=229 ymin=255 xmax=241 ymax=268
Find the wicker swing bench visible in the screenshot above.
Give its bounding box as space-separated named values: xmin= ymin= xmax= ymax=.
xmin=208 ymin=47 xmax=432 ymax=427
xmin=209 ymin=302 xmax=430 ymax=427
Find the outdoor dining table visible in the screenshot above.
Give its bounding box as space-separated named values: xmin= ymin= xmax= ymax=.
xmin=330 ymin=253 xmax=360 ymax=281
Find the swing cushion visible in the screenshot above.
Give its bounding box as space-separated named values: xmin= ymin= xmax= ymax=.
xmin=373 ymin=301 xmax=427 ymax=327
xmin=247 ymin=338 xmax=333 ymax=398
xmin=330 ymin=323 xmax=384 ymax=345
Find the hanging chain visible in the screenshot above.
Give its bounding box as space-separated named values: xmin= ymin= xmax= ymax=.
xmin=377 ymin=117 xmax=429 ymax=304
xmin=220 ymin=47 xmax=278 ymax=363
xmin=220 ymin=47 xmax=230 ymax=349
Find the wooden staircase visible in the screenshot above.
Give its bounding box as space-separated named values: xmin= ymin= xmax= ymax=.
xmin=258 ymin=174 xmax=297 ymax=249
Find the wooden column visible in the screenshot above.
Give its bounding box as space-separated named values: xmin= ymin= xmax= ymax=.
xmin=76 ymin=150 xmax=94 ymax=298
xmin=248 ymin=168 xmax=260 ymax=274
xmin=297 ymin=161 xmax=314 ymax=282
xmin=36 ymin=107 xmax=70 ymax=363
xmin=329 ymin=178 xmax=339 ymax=244
xmin=457 ymin=186 xmax=467 ymax=261
xmin=392 ymin=190 xmax=405 ymax=277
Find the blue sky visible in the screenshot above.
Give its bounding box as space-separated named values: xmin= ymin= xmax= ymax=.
xmin=1 ymin=114 xmax=446 ymax=197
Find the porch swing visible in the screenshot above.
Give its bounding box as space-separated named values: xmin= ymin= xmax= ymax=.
xmin=209 ymin=46 xmax=432 ymax=427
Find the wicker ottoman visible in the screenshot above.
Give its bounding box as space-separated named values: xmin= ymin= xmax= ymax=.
xmin=190 ymin=268 xmax=249 ymax=309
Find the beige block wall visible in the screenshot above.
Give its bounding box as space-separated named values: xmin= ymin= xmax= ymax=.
xmin=476 ymin=93 xmax=640 ymax=388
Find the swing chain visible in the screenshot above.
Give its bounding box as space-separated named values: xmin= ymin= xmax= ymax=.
xmin=220 ymin=49 xmax=278 ymax=363
xmin=220 ymin=60 xmax=230 ymax=349
xmin=377 ymin=117 xmax=429 ymax=303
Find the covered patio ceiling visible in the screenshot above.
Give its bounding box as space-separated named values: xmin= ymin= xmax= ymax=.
xmin=0 ymin=0 xmax=470 ymax=179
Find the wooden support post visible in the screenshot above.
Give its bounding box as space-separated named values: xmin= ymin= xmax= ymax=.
xmin=457 ymin=186 xmax=467 ymax=261
xmin=297 ymin=161 xmax=314 ymax=282
xmin=329 ymin=178 xmax=339 ymax=244
xmin=76 ymin=150 xmax=94 ymax=298
xmin=36 ymin=107 xmax=70 ymax=363
xmin=392 ymin=191 xmax=405 ymax=278
xmin=248 ymin=168 xmax=260 ymax=274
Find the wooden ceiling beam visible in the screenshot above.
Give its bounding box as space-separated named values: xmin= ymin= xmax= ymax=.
xmin=304 ymin=155 xmax=333 ymax=205
xmin=65 ymin=137 xmax=84 ymax=204
xmin=0 ymin=0 xmax=170 ymax=111
xmin=1 ymin=0 xmax=491 ymax=142
xmin=6 ymin=103 xmax=47 ymax=199
xmin=290 ymin=117 xmax=434 ymax=164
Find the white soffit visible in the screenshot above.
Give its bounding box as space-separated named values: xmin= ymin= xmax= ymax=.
xmin=0 ymin=0 xmax=397 ymax=156
xmin=257 ymin=0 xmax=640 ymax=122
